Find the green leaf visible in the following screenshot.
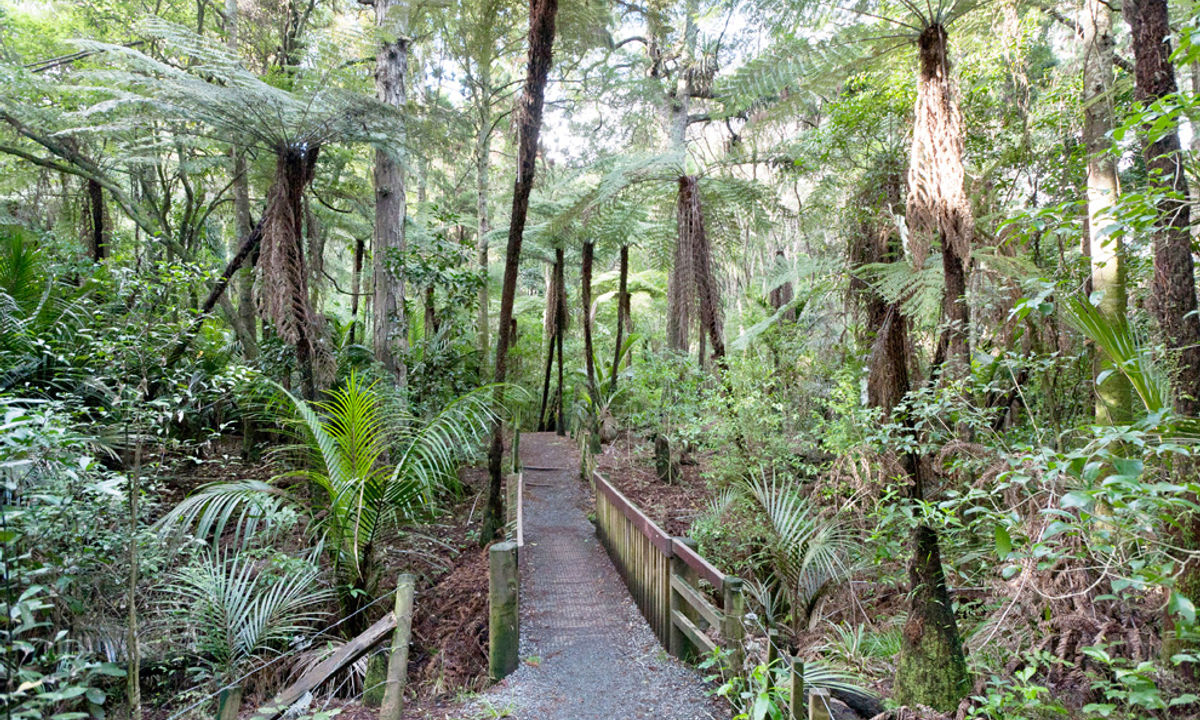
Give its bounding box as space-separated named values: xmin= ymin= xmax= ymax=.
xmin=1168 ymin=591 xmax=1196 ymax=625
xmin=994 ymin=526 xmax=1012 ymax=558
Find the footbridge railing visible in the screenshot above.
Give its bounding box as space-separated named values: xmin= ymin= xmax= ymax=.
xmin=592 ymin=470 xmax=744 ymax=668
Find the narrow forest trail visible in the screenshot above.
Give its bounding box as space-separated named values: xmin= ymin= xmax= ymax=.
xmin=472 ymin=432 xmax=727 ymax=720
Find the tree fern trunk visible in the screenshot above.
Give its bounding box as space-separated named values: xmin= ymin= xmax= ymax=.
xmin=908 ymin=24 xmax=973 ymax=376
xmin=611 ymin=243 xmax=629 ymax=388
xmin=483 ymin=0 xmax=559 ymax=543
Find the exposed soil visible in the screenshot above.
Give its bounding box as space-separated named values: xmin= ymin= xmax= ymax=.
xmin=594 ymin=432 xmax=710 ymax=537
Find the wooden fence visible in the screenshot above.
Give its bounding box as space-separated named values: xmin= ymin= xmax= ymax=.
xmin=592 ymin=470 xmax=744 ymax=667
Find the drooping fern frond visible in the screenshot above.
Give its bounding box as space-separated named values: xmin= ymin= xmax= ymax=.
xmin=62 ymin=17 xmax=401 ymax=155
xmin=856 ymin=252 xmax=944 ymax=325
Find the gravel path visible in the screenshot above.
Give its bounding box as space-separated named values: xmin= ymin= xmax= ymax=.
xmin=473 ymin=433 xmax=727 ymax=720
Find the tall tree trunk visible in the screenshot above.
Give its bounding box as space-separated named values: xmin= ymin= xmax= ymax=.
xmin=894 ymin=23 xmax=971 ymax=712
xmin=610 ymin=243 xmax=629 ymax=388
xmin=227 ymin=0 xmax=258 ymax=360
xmin=554 ymin=246 xmax=566 ymax=436
xmin=476 ymin=62 xmax=493 ymax=377
xmin=1082 ymin=0 xmax=1131 ymax=425
xmin=581 ymin=241 xmax=596 ymax=397
xmin=908 ymin=24 xmax=973 ymax=376
xmin=482 ymin=0 xmax=559 ymax=542
xmin=538 ymin=322 xmax=556 ymax=430
xmin=1125 ymin=0 xmax=1200 ymax=649
xmin=372 ymin=0 xmax=410 ymax=390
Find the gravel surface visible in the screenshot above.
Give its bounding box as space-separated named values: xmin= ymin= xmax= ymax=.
xmin=472 ymin=433 xmax=728 ymax=720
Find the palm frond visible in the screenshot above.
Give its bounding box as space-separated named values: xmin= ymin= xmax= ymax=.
xmin=153 ymin=480 xmax=296 ymax=548
xmin=164 ymin=552 xmax=332 ymax=678
xmin=1064 ymin=297 xmax=1170 ymax=414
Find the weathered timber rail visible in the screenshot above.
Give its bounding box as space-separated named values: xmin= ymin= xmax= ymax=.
xmin=592 ymin=469 xmax=744 ymax=667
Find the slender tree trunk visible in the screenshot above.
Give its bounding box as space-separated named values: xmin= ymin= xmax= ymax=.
xmin=1125 ymin=0 xmax=1200 ymax=650
xmin=226 ymin=0 xmax=257 ymax=360
xmin=482 ymin=0 xmax=559 ymax=543
xmin=538 ymin=323 xmax=555 ymax=430
xmin=554 ymin=247 xmax=565 ymax=436
xmin=610 ymin=244 xmax=629 ymax=388
xmin=1082 ymin=0 xmax=1131 ymax=425
xmin=581 ymin=241 xmax=596 ymax=397
xmin=476 ymin=63 xmax=493 ymax=377
xmin=372 ymin=0 xmax=410 ymax=390
xmin=86 ymin=178 xmax=107 ymax=261
xmin=125 ymin=439 xmax=143 ymax=720
xmin=350 ymin=236 xmax=364 ymax=345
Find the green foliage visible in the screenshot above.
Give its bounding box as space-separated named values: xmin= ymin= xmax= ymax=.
xmin=163 ymin=551 xmax=332 ymax=683
xmin=157 ymin=374 xmax=498 ymax=613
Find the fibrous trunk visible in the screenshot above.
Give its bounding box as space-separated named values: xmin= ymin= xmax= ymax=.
xmin=667 ymin=176 xmax=724 ymax=360
xmin=257 ymin=145 xmax=322 ymax=400
xmin=483 ymin=0 xmax=559 ymax=542
xmin=895 ymin=24 xmax=971 ymax=708
xmin=908 ymin=24 xmax=973 ymax=376
xmin=1083 ymin=0 xmax=1131 ymax=425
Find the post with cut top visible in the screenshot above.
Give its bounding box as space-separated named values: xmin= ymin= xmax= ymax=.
xmin=489 ymin=541 xmax=519 ymax=681
xmin=721 ymin=576 xmax=745 ymax=672
xmin=809 ymin=687 xmax=832 ymax=720
xmin=767 ymin=628 xmax=780 ymax=668
xmin=669 ymin=537 xmax=699 ymax=659
xmin=379 ymin=574 xmax=415 ymax=720
xmin=789 ymin=657 xmax=805 ymax=720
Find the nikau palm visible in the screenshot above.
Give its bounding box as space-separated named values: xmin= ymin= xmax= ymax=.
xmin=158 ymin=374 xmax=496 ymax=631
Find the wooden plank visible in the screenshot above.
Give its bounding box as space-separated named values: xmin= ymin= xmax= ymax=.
xmin=592 ymin=471 xmax=674 ymax=554
xmin=670 ymin=573 xmax=722 ymax=628
xmin=251 ymin=612 xmax=396 ymax=720
xmin=671 ymin=537 xmax=725 ymax=589
xmin=671 ymin=609 xmax=717 ymax=655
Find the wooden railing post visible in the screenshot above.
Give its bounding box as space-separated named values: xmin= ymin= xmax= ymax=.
xmin=668 ymin=537 xmax=700 ymax=659
xmin=506 ymin=473 xmax=518 ymax=529
xmin=379 ymin=574 xmax=415 ymax=720
xmin=808 ymin=688 xmax=831 ymax=720
xmin=511 ymin=425 xmax=521 ymax=474
xmin=489 ymin=541 xmax=519 ymax=681
xmin=216 ymin=686 xmax=243 ymax=720
xmin=767 ymin=628 xmax=780 ymax=668
xmin=789 ymin=657 xmax=805 ymax=720
xmin=721 ymin=577 xmax=745 ymax=672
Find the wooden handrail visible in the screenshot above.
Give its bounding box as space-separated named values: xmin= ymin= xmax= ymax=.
xmin=671 ymin=537 xmax=725 ymax=589
xmin=591 ymin=470 xmax=674 ymax=554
